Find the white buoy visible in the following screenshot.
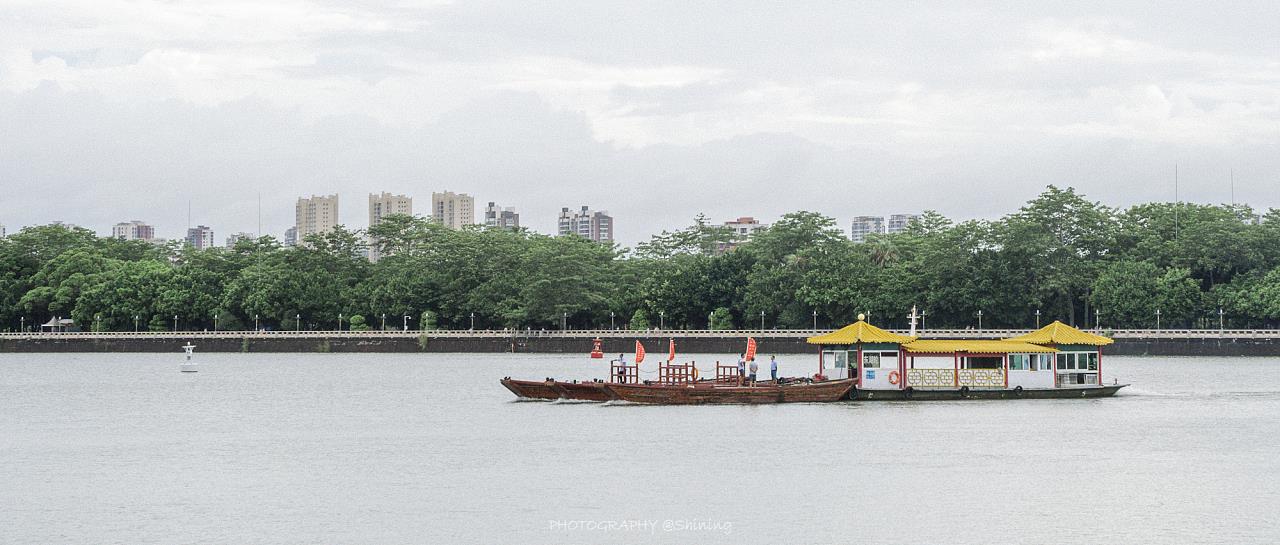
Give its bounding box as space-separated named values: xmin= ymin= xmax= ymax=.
xmin=180 ymin=343 xmax=198 ymax=372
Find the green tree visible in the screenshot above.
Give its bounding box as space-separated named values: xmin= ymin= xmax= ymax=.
xmin=1091 ymin=260 xmax=1160 ymax=328
xmin=629 ymin=308 xmax=651 ymax=330
xmin=709 ymin=307 xmax=734 ymax=330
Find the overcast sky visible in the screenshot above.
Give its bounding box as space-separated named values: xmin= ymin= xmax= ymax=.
xmin=1 ymin=1 xmax=1277 ymax=245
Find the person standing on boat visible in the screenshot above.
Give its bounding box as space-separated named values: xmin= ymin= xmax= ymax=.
xmin=770 ymin=355 xmax=779 ymax=383
xmin=615 ymin=354 xmax=627 ymax=383
xmin=737 ymin=355 xmax=746 ymax=385
xmin=748 ymin=358 xmax=758 ymax=385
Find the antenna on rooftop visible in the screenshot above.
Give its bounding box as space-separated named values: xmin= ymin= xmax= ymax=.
xmin=1174 ymin=164 xmax=1179 ymax=241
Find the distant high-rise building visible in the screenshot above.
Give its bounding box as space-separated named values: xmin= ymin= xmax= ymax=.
xmin=0 ymin=224 xmax=6 ymax=238
xmin=369 ymin=192 xmax=412 ymax=226
xmin=724 ymin=217 xmax=767 ymax=237
xmin=432 ymin=191 xmax=474 ymax=229
xmin=887 ymin=213 xmax=920 ymax=234
xmin=558 ymin=206 xmax=614 ymax=243
xmin=185 ymin=225 xmax=214 ymax=250
xmin=296 ymin=194 xmax=339 ymax=245
xmin=715 ymin=216 xmax=768 ymax=254
xmin=368 ymin=192 xmax=413 ymax=262
xmin=112 ymin=220 xmax=155 ymax=241
xmin=225 ymin=232 xmax=254 ymax=247
xmin=850 ymin=216 xmax=885 ymax=243
xmin=484 ymin=202 xmax=520 ymax=230
xmin=284 ymin=227 xmax=298 ymax=247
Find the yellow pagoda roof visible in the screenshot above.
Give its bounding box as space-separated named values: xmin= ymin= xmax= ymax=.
xmin=807 ymin=320 xmax=916 ymax=345
xmin=1005 ymin=321 xmax=1114 ymax=346
xmin=902 ymin=339 xmax=1058 ymax=354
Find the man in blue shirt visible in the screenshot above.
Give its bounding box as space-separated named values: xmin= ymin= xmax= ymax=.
xmin=770 ymin=355 xmax=779 ymax=383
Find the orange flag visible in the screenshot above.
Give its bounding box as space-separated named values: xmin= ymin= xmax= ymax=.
xmin=745 ymin=337 xmax=758 ymax=361
xmin=667 ymin=338 xmax=676 ymax=362
xmin=635 ymin=341 xmax=646 ymax=363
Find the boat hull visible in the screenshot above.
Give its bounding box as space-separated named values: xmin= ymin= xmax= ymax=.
xmin=851 ymin=384 xmax=1129 ymax=400
xmin=500 ymin=378 xmax=613 ymax=402
xmin=604 ymin=379 xmax=856 ymax=405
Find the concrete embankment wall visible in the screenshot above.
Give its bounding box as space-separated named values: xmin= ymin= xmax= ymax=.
xmin=1 ymin=334 xmax=1279 ymax=356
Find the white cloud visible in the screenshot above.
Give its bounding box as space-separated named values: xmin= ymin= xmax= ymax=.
xmin=0 ymin=2 xmax=1277 ymax=243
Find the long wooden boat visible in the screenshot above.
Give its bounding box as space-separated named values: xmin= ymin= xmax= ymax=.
xmin=603 ymin=378 xmax=856 ymax=405
xmin=500 ymin=377 xmax=614 ymax=402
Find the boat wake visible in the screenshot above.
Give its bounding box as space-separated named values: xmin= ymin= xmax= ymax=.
xmin=550 ymin=398 xmax=600 ymax=405
xmin=1119 ymin=387 xmax=1178 ymax=397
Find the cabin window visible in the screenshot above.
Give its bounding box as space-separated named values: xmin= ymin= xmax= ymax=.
xmin=862 ymin=351 xmax=897 ymax=369
xmin=1009 ymin=354 xmax=1027 ymax=370
xmin=966 ymin=356 xmax=1002 ymax=369
xmin=1057 ymin=354 xmax=1068 ymax=370
xmin=825 ymin=351 xmax=848 ymax=369
xmin=1087 ymin=353 xmax=1098 ymax=370
xmin=863 ymin=352 xmax=881 ymax=368
xmin=1032 ymin=354 xmax=1051 ymax=371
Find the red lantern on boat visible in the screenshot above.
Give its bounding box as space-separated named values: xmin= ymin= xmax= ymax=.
xmin=590 ymin=338 xmax=604 ymax=358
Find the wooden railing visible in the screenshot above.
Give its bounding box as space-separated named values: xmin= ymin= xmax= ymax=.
xmin=906 ymin=368 xmax=1006 ymax=388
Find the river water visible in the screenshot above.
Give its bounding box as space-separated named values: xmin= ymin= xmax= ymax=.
xmin=2 ymin=353 xmax=1278 ymax=544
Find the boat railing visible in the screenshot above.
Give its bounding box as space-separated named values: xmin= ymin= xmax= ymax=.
xmin=715 ymin=363 xmax=739 ymax=384
xmin=906 ymin=368 xmax=1006 ymax=389
xmin=610 ymin=362 xmax=638 ymax=384
xmin=658 ymin=363 xmax=694 ymax=385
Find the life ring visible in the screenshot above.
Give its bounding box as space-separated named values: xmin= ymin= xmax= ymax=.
xmin=691 ymin=366 xmax=699 ymax=380
xmin=888 ymin=371 xmax=901 ymax=385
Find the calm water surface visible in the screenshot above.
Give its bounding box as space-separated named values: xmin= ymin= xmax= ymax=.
xmin=2 ymin=353 xmax=1278 ymax=544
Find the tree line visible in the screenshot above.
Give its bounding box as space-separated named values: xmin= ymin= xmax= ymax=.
xmin=2 ymin=186 xmax=1279 ymax=333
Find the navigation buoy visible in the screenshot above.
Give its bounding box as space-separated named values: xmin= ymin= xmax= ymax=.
xmin=180 ymin=343 xmax=198 ymax=373
xmin=589 ymin=338 xmax=604 ymax=359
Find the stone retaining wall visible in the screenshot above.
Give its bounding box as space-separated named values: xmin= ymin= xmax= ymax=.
xmin=1 ymin=334 xmax=1277 ymax=356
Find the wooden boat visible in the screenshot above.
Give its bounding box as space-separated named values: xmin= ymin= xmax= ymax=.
xmin=500 ymin=377 xmax=614 ymax=402
xmin=604 ymin=378 xmax=856 ymax=405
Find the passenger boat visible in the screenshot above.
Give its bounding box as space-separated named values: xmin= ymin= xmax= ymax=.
xmin=807 ymin=314 xmax=1128 ymax=400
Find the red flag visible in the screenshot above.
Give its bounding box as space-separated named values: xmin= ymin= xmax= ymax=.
xmin=635 ymin=341 xmax=646 ymax=363
xmin=745 ymin=337 xmax=758 ymax=361
xmin=667 ymin=338 xmax=676 ymax=362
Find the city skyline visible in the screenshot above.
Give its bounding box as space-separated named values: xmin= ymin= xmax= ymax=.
xmin=5 ymin=187 xmax=1279 ymax=248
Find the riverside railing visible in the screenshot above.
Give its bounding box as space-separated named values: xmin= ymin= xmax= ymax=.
xmin=2 ymin=328 xmax=1279 ymax=340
